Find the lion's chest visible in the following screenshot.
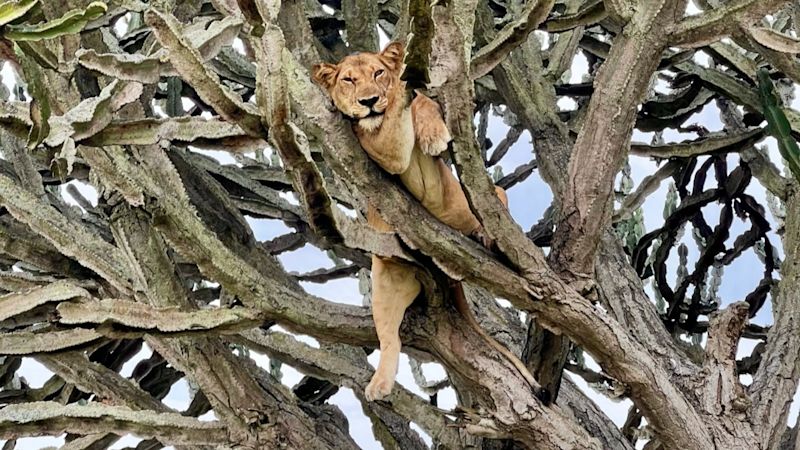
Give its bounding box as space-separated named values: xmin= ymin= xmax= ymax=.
xmin=358 ymin=109 xmax=415 ymax=175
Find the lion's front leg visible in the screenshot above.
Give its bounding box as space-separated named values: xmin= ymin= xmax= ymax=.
xmin=412 ymin=94 xmax=452 ymax=156
xmin=365 ymin=255 xmax=420 ymax=401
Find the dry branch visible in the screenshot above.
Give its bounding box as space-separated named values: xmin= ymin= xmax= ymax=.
xmin=0 ymin=402 xmax=228 ymax=445
xmin=670 ymin=0 xmax=791 ymax=48
xmin=699 ymin=301 xmax=750 ymax=415
xmin=282 ymin=10 xmax=714 ymax=449
xmin=56 ymin=299 xmax=265 ymax=333
xmin=255 ymin=0 xmax=345 ymax=244
xmin=0 ymin=173 xmax=135 ymax=294
xmin=144 ymin=9 xmax=263 ymax=136
xmin=470 ymin=0 xmax=555 ymax=79
xmin=0 ymin=281 xmax=89 ymax=322
xmin=0 ymin=0 xmax=798 ymax=448
xmin=750 ymin=194 xmax=800 ymax=447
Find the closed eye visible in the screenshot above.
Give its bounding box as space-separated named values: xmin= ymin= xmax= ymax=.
xmin=374 ymin=69 xmax=384 ymax=78
xmin=342 ymin=77 xmax=354 ymax=83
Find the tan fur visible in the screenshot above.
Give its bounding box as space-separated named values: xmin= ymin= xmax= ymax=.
xmin=313 ymin=42 xmax=509 ymax=401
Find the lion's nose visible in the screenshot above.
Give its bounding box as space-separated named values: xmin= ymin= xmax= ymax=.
xmin=358 ymin=97 xmax=379 ymax=108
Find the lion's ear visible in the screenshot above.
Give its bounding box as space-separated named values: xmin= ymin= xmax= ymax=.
xmin=380 ymin=42 xmax=404 ymax=70
xmin=312 ymin=63 xmax=338 ymax=90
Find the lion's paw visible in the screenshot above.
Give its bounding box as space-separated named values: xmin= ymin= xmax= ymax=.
xmin=365 ymin=373 xmax=395 ymax=401
xmin=417 ymin=120 xmax=452 ymax=156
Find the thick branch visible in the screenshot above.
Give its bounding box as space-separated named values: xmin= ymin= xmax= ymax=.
xmin=436 ymin=2 xmax=549 ymax=274
xmin=342 ymin=0 xmax=379 ymax=53
xmin=750 ymin=192 xmax=800 ymax=448
xmin=550 ymin=1 xmax=681 ymax=289
xmin=0 ymin=402 xmax=228 ymax=445
xmin=699 ymin=301 xmax=750 ymax=415
xmin=478 ymin=0 xmax=699 ymax=410
xmin=56 ymin=299 xmax=265 ymax=334
xmin=255 ymin=3 xmax=345 ymax=245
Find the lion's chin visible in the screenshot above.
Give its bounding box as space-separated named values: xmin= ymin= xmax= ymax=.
xmin=357 ymin=115 xmax=384 ymax=132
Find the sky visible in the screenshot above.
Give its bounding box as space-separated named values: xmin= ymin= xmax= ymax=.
xmin=3 ymin=1 xmax=800 ymax=449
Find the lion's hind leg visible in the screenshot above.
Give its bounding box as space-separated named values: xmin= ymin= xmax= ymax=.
xmin=365 ymin=255 xmax=420 ymax=401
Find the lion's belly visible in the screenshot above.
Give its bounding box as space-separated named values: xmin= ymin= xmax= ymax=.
xmin=399 ymin=150 xmax=479 ymax=235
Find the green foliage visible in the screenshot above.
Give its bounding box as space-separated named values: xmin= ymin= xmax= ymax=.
xmin=16 ymin=40 xmax=57 ymax=69
xmin=491 ymin=165 xmax=503 ymax=182
xmin=614 ymin=161 xmax=644 ymax=251
xmin=0 ymin=0 xmax=38 ymax=27
xmin=4 ymin=1 xmax=106 ymax=41
xmin=758 ymin=67 xmax=800 ymax=183
xmin=269 ymin=358 xmax=283 ymax=382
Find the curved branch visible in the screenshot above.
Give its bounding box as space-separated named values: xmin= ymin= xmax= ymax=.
xmin=470 ymin=0 xmax=555 ymax=79
xmin=629 ymin=128 xmax=765 ymax=158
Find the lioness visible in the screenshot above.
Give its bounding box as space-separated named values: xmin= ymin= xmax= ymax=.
xmin=313 ymin=42 xmax=509 ymax=401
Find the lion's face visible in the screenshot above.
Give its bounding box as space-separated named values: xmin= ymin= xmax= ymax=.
xmin=312 ymin=42 xmax=404 ymax=132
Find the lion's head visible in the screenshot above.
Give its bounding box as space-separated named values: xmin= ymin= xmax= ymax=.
xmin=312 ymin=42 xmax=404 ymax=132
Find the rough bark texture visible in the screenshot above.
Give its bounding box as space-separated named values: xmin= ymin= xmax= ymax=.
xmin=0 ymin=0 xmax=798 ymax=449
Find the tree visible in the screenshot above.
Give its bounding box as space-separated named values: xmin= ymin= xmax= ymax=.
xmin=0 ymin=0 xmax=798 ymax=448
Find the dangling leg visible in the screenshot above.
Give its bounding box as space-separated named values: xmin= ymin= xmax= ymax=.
xmin=365 ymin=255 xmax=420 ymax=401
